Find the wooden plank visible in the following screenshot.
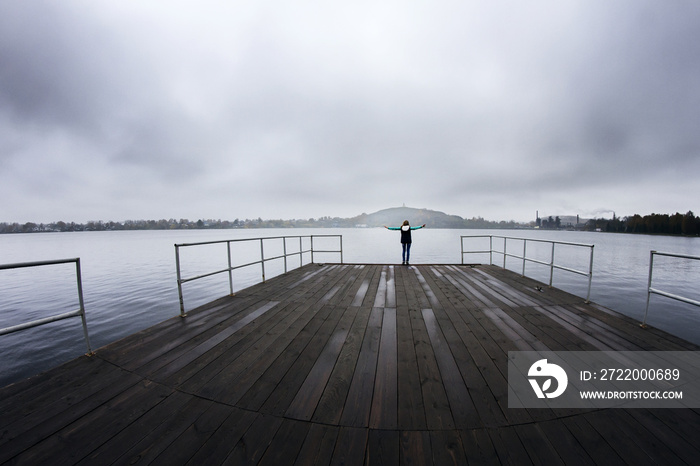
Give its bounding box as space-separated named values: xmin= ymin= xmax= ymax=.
xmin=421 ymin=308 xmax=479 ymax=429
xmin=285 ymin=305 xmax=359 ymax=420
xmin=605 ymin=410 xmax=688 ymax=465
xmin=410 ymin=267 xmax=442 ymax=309
xmin=294 ymin=424 xmax=339 ymax=466
xmin=103 ymin=395 xmax=217 ymax=465
xmin=182 ymin=300 xmax=310 ymax=397
xmin=409 ymin=307 xmax=454 ymax=430
xmin=396 ymin=306 xmax=427 ymax=430
xmin=144 ymin=300 xmax=281 ymax=378
xmin=385 ymin=265 xmax=396 ymax=308
xmin=0 ymin=354 xmax=106 ymax=415
xmin=260 ymin=301 xmax=349 ymax=416
xmin=406 ymin=273 xmax=506 ymax=429
xmin=214 ymin=303 xmax=335 ymax=408
xmin=400 ymin=430 xmax=432 ymax=465
xmin=373 ymin=266 xmax=388 ymax=308
xmin=168 ymin=300 xmax=303 ymax=390
xmin=349 ymin=266 xmax=373 ymax=307
xmin=222 ymin=413 xmax=283 ymax=465
xmin=466 ymin=265 xmax=542 ymax=307
xmin=328 ymin=266 xmax=367 ymax=307
xmin=99 ymin=294 xmax=266 ymax=368
xmin=257 ymin=418 xmax=310 ymax=466
xmin=583 ymin=410 xmax=685 ymax=466
xmin=369 ymin=307 xmax=398 ymax=429
xmin=560 ymin=415 xmax=626 ymax=466
xmin=183 ymin=408 xmax=259 ymax=465
xmin=3 ymin=264 xmax=700 ymax=465
xmin=351 ymin=278 xmax=371 ymax=307
xmin=488 ymin=426 xmax=534 ymax=465
xmin=76 ymin=390 xmax=193 ymax=465
xmin=10 ymin=379 xmax=172 ymax=465
xmin=366 ymin=429 xmax=400 ymax=466
xmin=0 ymin=368 xmax=144 ymax=464
xmin=330 ymin=427 xmax=368 ymax=466
xmin=624 ymin=409 xmax=700 ymax=465
xmin=418 ymin=267 xmax=525 ymax=426
xmin=402 ymin=264 xmax=432 ymax=309
xmin=514 ymin=423 xmax=566 ymax=465
xmin=0 ymin=355 xmax=124 ymax=433
xmin=537 ymin=419 xmax=595 ymax=466
xmin=429 ymin=429 xmax=467 ymax=466
xmin=460 ymin=428 xmax=499 ymax=465
xmin=312 ymin=306 xmax=372 ymax=425
xmin=340 ymin=306 xmax=383 ymax=427
xmin=151 ymin=401 xmax=237 ymax=465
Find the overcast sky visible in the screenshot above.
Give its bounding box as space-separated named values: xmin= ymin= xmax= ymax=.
xmin=1 ymin=1 xmax=698 ymax=224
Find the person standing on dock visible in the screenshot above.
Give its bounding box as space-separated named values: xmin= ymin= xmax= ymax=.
xmin=384 ymin=220 xmax=426 ymax=265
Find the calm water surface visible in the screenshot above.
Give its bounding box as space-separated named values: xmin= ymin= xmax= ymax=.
xmin=1 ymin=228 xmax=699 ymax=387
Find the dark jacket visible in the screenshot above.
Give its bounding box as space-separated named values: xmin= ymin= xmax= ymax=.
xmin=387 ymin=224 xmax=424 ymax=243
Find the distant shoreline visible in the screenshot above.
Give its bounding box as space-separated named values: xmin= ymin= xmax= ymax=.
xmin=1 ymin=206 xmax=697 ymax=236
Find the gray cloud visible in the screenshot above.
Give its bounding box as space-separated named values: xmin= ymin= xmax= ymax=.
xmin=1 ymin=0 xmax=698 ymax=223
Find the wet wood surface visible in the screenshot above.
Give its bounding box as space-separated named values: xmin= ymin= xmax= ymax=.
xmin=1 ymin=263 xmax=698 ymax=465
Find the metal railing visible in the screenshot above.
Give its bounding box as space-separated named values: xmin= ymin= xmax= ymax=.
xmin=461 ymin=235 xmax=594 ymax=303
xmin=175 ymin=235 xmax=343 ymax=316
xmin=641 ymin=251 xmax=700 ymax=328
xmin=0 ymin=258 xmax=93 ymax=354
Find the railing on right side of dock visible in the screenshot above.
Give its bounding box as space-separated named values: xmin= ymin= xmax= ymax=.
xmin=641 ymin=251 xmax=700 ymax=328
xmin=0 ymin=258 xmax=93 ymax=354
xmin=175 ymin=235 xmax=343 ymax=316
xmin=460 ymin=235 xmax=594 ymax=303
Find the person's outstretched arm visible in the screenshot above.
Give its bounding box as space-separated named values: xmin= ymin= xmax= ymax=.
xmin=410 ymin=224 xmax=426 ymax=230
xmin=385 ymin=226 xmax=400 ymax=230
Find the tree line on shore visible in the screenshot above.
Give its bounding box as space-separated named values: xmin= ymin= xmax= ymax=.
xmin=1 ymin=210 xmax=697 ymax=235
xmin=582 ymin=211 xmax=698 ymax=235
xmin=0 ymin=215 xmax=521 ymax=233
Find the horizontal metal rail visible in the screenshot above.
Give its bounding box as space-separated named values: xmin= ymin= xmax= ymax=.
xmin=642 ymin=251 xmax=700 ymax=328
xmin=461 ymin=235 xmax=594 ymax=303
xmin=175 ymin=235 xmax=343 ymax=316
xmin=0 ymin=258 xmax=93 ymax=354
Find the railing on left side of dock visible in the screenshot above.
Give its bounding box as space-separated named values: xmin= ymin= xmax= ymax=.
xmin=0 ymin=258 xmax=93 ymax=355
xmin=460 ymin=235 xmax=594 ymax=303
xmin=175 ymin=235 xmax=343 ymax=316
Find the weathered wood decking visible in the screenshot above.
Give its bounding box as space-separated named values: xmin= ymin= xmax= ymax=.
xmin=2 ymin=263 xmax=699 ymax=465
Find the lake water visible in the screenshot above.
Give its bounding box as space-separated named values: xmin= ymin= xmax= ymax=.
xmin=1 ymin=228 xmax=699 ymax=387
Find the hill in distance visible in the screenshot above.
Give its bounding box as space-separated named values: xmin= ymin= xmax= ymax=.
xmin=350 ymin=206 xmax=466 ymax=228
xmin=346 ymin=206 xmax=522 ymax=229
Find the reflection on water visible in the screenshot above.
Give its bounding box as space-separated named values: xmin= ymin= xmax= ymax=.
xmin=1 ymin=228 xmax=698 ymax=386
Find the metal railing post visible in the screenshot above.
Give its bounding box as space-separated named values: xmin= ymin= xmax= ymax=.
xmin=260 ymin=238 xmax=266 ymax=282
xmin=585 ymin=245 xmax=594 ymax=303
xmin=283 ymin=238 xmax=288 ymax=273
xmin=299 ymin=236 xmax=304 ymax=266
xmin=549 ymin=242 xmax=555 ymax=287
xmin=311 ymin=236 xmax=315 ymax=264
xmin=227 ymin=241 xmax=234 ymax=295
xmin=641 ymin=250 xmax=655 ymax=328
xmin=75 ymin=258 xmax=93 ymax=355
xmin=522 ymin=240 xmax=527 ymax=277
xmin=489 ymin=235 xmax=493 ymax=265
xmin=175 ymin=245 xmax=186 ymax=317
xmin=503 ymin=237 xmax=507 ymax=268
xmin=0 ymin=258 xmax=94 ymax=355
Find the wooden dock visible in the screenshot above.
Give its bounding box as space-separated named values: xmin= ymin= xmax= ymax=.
xmin=1 ymin=263 xmax=699 ymax=465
